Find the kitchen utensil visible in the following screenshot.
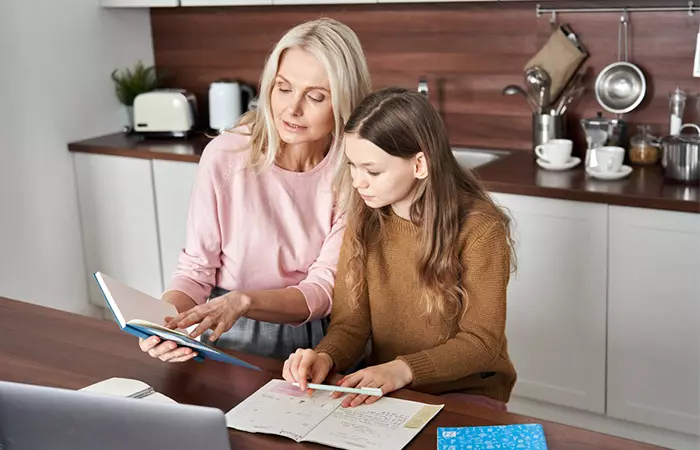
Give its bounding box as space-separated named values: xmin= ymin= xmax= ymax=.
xmin=525 ymin=66 xmax=551 ymax=114
xmin=538 ymin=85 xmax=551 ymax=115
xmin=595 ymin=12 xmax=646 ymax=115
xmin=693 ymin=22 xmax=700 ymax=78
xmin=660 ymin=123 xmax=700 ymax=183
xmin=133 ymin=89 xmax=197 ymax=138
xmin=586 ymin=129 xmax=608 ymax=153
xmin=669 ymin=87 xmax=688 ymax=135
xmin=209 ymin=79 xmax=256 ymax=133
xmin=586 ymin=164 xmax=633 ymax=181
xmin=581 ymin=113 xmax=627 ymax=148
xmin=554 ymin=70 xmax=585 ymax=115
xmin=595 ymin=146 xmax=625 ymax=174
xmin=629 ymin=124 xmax=661 ymax=165
xmin=502 ymin=84 xmax=538 ymax=112
xmin=524 ymin=77 xmax=540 ymax=114
xmin=536 ymin=156 xmax=581 ymax=172
xmin=524 ymin=24 xmax=588 ymax=102
xmin=535 ymin=139 xmax=573 ymax=165
xmin=557 ymin=84 xmax=585 ymax=116
xmin=554 ymin=69 xmax=582 ymax=105
xmin=418 ymin=77 xmax=429 ymax=97
xmin=533 ymin=113 xmax=565 ymax=153
xmin=581 ymin=113 xmax=628 ymax=168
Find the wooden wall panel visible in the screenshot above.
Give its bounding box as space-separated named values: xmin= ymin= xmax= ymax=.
xmin=152 ymin=2 xmax=700 ymax=154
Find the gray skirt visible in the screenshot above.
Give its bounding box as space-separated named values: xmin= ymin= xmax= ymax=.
xmin=205 ymin=287 xmax=330 ymax=361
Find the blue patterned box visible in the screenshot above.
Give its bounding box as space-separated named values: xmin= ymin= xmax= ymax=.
xmin=437 ymin=424 xmax=548 ymax=449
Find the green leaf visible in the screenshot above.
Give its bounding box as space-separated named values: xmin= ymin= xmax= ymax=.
xmin=110 ymin=60 xmax=162 ymax=106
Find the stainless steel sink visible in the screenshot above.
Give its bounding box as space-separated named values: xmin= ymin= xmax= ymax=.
xmin=451 ymin=147 xmax=509 ymax=169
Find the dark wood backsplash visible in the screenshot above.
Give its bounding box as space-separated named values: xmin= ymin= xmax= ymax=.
xmin=151 ymin=2 xmax=700 ymax=154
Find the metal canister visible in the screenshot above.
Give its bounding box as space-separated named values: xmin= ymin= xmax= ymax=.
xmin=660 ymin=124 xmax=700 ymax=183
xmin=532 ymin=113 xmax=565 ymax=155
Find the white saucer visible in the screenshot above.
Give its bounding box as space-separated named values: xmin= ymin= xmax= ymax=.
xmin=536 ymin=157 xmax=581 ymax=171
xmin=585 ymin=165 xmax=633 ymax=180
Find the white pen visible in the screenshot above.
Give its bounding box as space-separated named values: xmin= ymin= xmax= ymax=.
xmin=292 ymin=382 xmax=383 ymax=397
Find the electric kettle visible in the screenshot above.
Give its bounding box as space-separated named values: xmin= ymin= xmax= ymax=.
xmin=208 ymin=79 xmax=256 ymax=133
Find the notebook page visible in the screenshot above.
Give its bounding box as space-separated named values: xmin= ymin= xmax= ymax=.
xmin=95 ymin=272 xmax=177 ymax=326
xmin=303 ymin=396 xmax=444 ymax=450
xmin=128 ymin=321 xmax=207 ymax=348
xmin=225 ymin=379 xmax=341 ymax=442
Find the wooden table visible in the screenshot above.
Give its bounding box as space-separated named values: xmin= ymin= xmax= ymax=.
xmin=0 ymin=297 xmax=664 ymax=449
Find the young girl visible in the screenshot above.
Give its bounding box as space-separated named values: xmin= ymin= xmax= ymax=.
xmin=283 ymin=87 xmax=517 ymax=411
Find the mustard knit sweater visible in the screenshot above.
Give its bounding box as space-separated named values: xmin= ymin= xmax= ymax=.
xmin=314 ymin=199 xmax=517 ymax=402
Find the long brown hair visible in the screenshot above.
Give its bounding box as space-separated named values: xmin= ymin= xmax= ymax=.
xmin=340 ymin=87 xmax=515 ymax=321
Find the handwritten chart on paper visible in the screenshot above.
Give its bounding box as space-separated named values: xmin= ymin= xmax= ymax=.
xmin=225 ymin=380 xmax=444 ymax=449
xmin=225 ymin=380 xmax=340 ymax=441
xmin=304 ymin=397 xmax=443 ymax=450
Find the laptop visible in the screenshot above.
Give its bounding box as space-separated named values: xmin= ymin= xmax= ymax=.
xmin=0 ymin=380 xmax=232 ymax=450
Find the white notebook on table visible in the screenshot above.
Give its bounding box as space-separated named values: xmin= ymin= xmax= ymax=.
xmin=80 ymin=377 xmax=177 ymax=404
xmin=225 ymin=379 xmax=443 ymax=450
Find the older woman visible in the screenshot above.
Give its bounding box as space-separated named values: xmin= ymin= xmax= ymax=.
xmin=139 ymin=17 xmax=371 ymax=362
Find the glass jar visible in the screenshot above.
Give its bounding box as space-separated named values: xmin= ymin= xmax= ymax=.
xmin=629 ymin=125 xmax=660 ymax=165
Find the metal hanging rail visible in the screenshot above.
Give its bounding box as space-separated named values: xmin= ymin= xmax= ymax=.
xmin=536 ymin=1 xmax=699 ymax=18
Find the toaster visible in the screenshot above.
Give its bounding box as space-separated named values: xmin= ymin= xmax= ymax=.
xmin=133 ymin=89 xmax=197 ymax=138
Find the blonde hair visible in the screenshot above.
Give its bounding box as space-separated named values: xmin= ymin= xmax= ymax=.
xmin=341 ymin=87 xmax=516 ymax=325
xmin=232 ymin=18 xmax=372 ymax=171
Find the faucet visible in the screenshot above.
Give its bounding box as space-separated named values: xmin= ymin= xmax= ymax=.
xmin=417 ymin=77 xmax=429 ymax=97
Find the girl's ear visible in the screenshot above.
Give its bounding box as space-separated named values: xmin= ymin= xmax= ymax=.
xmin=414 ymin=152 xmax=428 ymax=180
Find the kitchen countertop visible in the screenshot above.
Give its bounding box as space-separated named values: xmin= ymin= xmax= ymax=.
xmin=68 ymin=132 xmax=700 ymax=214
xmin=68 ymin=131 xmax=210 ymax=163
xmin=477 ymin=151 xmax=699 ymax=214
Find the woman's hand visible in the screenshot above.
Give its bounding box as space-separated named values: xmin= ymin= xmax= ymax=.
xmin=332 ymin=360 xmax=414 ymax=407
xmin=282 ymin=349 xmax=334 ymax=393
xmin=165 ymin=291 xmax=252 ymax=342
xmin=138 ymin=290 xmax=198 ymax=363
xmin=138 ymin=335 xmax=198 ymax=363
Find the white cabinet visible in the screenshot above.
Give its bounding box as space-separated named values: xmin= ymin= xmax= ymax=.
xmin=491 ymin=192 xmax=608 ymax=414
xmin=101 ymin=0 xmax=178 ymax=6
xmin=152 ymin=160 xmax=198 ymax=291
xmin=378 ymin=0 xmax=492 ymax=3
xmin=180 ymin=0 xmax=272 ymax=5
xmin=74 ymin=153 xmax=164 ymax=308
xmin=273 ymin=0 xmax=374 ymax=4
xmin=179 ymin=0 xmax=494 ymax=5
xmin=607 ymin=206 xmax=700 ymax=436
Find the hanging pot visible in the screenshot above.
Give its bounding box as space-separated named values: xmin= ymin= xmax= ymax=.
xmin=595 ymin=12 xmax=646 ymax=115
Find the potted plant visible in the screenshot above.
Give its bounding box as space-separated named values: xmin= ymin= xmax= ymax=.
xmin=111 ymin=60 xmax=163 ymax=129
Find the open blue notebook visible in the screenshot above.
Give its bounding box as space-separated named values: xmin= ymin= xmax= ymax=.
xmin=438 ymin=424 xmax=548 ymax=449
xmin=94 ymin=271 xmax=260 ymax=371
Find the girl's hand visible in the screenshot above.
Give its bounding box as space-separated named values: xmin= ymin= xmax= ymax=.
xmin=332 ymin=360 xmax=414 ymax=407
xmin=282 ymin=349 xmax=334 ymax=393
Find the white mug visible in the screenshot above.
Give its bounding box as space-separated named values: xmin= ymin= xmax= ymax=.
xmin=595 ymin=146 xmax=625 ymax=173
xmin=535 ymin=139 xmax=573 ymax=165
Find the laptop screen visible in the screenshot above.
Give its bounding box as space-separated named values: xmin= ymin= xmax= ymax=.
xmin=0 ymin=380 xmax=231 ymax=450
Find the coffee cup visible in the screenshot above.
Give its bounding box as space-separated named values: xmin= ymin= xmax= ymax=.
xmin=535 ymin=139 xmax=573 ymax=165
xmin=595 ymin=146 xmax=625 ymax=173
